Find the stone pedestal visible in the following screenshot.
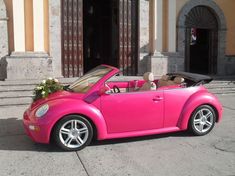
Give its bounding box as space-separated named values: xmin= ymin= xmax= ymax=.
xmin=139 ymin=52 xmax=184 ymax=76
xmin=5 ymin=52 xmax=54 ymax=80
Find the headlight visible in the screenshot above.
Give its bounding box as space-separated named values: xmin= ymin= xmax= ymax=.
xmin=35 ymin=104 xmax=49 ymax=118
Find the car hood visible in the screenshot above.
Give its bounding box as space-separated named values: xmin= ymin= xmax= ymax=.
xmin=30 ymin=91 xmax=84 ymax=110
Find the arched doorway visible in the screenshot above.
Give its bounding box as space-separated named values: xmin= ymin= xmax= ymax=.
xmin=177 ymin=0 xmax=227 ymax=76
xmin=185 ymin=6 xmax=218 ymax=74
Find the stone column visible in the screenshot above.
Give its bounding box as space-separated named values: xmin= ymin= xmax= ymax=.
xmin=138 ymin=0 xmax=150 ymax=75
xmin=49 ymin=0 xmax=63 ymax=78
xmin=168 ymin=0 xmax=176 ymax=52
xmin=12 ymin=0 xmax=25 ymax=52
xmin=6 ymin=0 xmax=53 ymax=80
xmin=148 ymin=0 xmax=168 ymax=76
xmin=149 ymin=0 xmax=163 ymax=54
xmin=0 ymin=0 xmax=9 ymax=80
xmin=33 ymin=0 xmax=45 ymax=52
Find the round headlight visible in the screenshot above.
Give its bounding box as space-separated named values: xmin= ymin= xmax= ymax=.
xmin=35 ymin=104 xmax=49 ymax=118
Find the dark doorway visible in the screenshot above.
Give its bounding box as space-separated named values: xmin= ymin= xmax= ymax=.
xmin=184 ymin=6 xmax=218 ymax=75
xmin=61 ymin=0 xmax=139 ymax=77
xmin=189 ymin=28 xmax=210 ymax=74
xmin=83 ymin=0 xmax=119 ymax=73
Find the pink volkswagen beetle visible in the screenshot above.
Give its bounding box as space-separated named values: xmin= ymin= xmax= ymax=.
xmin=23 ymin=65 xmax=222 ymax=151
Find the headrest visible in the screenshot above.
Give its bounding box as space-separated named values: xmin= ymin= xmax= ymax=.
xmin=161 ymin=75 xmax=169 ymax=81
xmin=174 ymin=76 xmax=184 ymax=84
xmin=143 ymin=72 xmax=154 ymax=81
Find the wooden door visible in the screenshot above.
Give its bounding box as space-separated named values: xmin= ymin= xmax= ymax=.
xmin=119 ymin=0 xmax=139 ymax=76
xmin=209 ymin=30 xmax=218 ymax=74
xmin=61 ymin=0 xmax=83 ymax=77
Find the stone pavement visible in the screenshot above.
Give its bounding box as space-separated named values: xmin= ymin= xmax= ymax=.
xmin=0 ymin=95 xmax=234 ymax=176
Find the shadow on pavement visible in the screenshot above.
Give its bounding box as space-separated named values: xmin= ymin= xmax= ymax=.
xmin=0 ymin=118 xmax=62 ymax=152
xmin=91 ymin=131 xmax=193 ymax=146
xmin=0 ymin=118 xmax=195 ymax=152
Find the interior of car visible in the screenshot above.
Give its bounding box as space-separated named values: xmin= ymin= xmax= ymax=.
xmin=105 ymin=72 xmax=186 ymax=94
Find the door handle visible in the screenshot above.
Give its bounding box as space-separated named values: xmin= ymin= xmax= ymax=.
xmin=152 ymin=96 xmax=163 ymax=101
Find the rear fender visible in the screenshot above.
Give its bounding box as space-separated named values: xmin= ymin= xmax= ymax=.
xmin=178 ymin=91 xmax=222 ymax=130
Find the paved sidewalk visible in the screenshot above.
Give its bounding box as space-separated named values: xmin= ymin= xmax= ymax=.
xmin=0 ymin=95 xmax=234 ymax=176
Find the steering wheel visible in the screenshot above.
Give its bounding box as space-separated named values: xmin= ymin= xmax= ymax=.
xmin=113 ymin=85 xmax=120 ymax=93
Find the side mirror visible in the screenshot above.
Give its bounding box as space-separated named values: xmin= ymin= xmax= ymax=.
xmin=98 ymin=86 xmax=110 ymax=95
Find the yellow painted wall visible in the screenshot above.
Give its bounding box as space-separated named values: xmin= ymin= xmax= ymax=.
xmin=44 ymin=0 xmax=49 ymax=53
xmin=4 ymin=0 xmax=49 ymax=53
xmin=176 ymin=0 xmax=189 ymax=20
xmin=4 ymin=0 xmax=14 ymax=53
xmin=176 ymin=0 xmax=235 ymax=55
xmin=24 ymin=0 xmax=34 ymax=51
xmin=214 ymin=0 xmax=235 ymax=55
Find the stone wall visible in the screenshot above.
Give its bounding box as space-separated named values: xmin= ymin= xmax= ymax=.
xmin=138 ymin=0 xmax=149 ymax=75
xmin=5 ymin=53 xmax=54 ymax=80
xmin=221 ymin=55 xmax=235 ymax=75
xmin=49 ymin=0 xmax=62 ymax=78
xmin=0 ymin=0 xmax=8 ymax=80
xmin=177 ymin=0 xmax=229 ymax=76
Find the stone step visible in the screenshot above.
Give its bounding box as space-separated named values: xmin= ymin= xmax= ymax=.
xmin=0 ymin=91 xmax=33 ymax=98
xmin=208 ymin=82 xmax=235 ymax=86
xmin=205 ymin=85 xmax=235 ymax=90
xmin=209 ymin=90 xmax=235 ymax=95
xmin=0 ymin=97 xmax=32 ymax=107
xmin=0 ymin=85 xmax=36 ymax=92
xmin=0 ymin=78 xmax=77 ymax=86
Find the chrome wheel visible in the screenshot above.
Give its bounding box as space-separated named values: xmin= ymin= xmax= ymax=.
xmin=54 ymin=115 xmax=93 ymax=151
xmin=189 ymin=105 xmax=216 ymax=136
xmin=59 ymin=119 xmax=89 ymax=149
xmin=193 ymin=108 xmax=213 ymax=133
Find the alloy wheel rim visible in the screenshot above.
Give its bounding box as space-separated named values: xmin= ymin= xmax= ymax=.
xmin=59 ymin=119 xmax=89 ymax=148
xmin=193 ymin=108 xmax=214 ymax=133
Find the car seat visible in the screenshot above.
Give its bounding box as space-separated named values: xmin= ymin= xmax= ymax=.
xmin=139 ymin=72 xmax=157 ymax=91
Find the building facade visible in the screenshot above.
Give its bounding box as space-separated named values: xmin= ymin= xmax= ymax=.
xmin=0 ymin=0 xmax=234 ymax=80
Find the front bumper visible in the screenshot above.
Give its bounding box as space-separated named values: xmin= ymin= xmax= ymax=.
xmin=23 ymin=110 xmax=50 ymax=144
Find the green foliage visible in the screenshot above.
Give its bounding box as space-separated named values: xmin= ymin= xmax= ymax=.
xmin=33 ymin=78 xmax=64 ymax=101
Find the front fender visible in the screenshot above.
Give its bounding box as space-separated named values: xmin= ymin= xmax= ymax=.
xmin=42 ymin=99 xmax=108 ymax=142
xmin=178 ymin=90 xmax=223 ymax=130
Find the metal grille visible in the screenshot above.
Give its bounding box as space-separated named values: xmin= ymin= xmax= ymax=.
xmin=119 ymin=0 xmax=138 ymax=76
xmin=61 ymin=0 xmax=83 ymax=78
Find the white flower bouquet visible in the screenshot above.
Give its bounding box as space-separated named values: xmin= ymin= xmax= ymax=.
xmin=33 ymin=78 xmax=64 ymax=101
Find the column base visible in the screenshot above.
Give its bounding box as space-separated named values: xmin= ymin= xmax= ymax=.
xmin=4 ymin=52 xmax=55 ymax=80
xmin=138 ymin=52 xmax=184 ymax=76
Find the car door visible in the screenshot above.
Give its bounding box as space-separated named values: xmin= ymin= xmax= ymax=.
xmin=100 ymin=90 xmax=164 ymax=134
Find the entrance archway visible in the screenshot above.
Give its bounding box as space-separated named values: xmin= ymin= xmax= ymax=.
xmin=185 ymin=6 xmax=218 ymax=74
xmin=177 ymin=0 xmax=227 ymax=75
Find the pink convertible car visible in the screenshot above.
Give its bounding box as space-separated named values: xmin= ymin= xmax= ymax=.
xmin=23 ymin=65 xmax=222 ymax=151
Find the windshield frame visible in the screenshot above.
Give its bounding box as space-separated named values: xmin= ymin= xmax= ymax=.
xmin=68 ymin=65 xmax=119 ymax=94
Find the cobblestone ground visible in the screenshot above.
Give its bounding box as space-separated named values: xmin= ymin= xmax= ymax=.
xmin=0 ymin=94 xmax=234 ymax=176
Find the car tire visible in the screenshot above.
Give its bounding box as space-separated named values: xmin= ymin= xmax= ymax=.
xmin=188 ymin=105 xmax=216 ymax=136
xmin=53 ymin=115 xmax=93 ymax=151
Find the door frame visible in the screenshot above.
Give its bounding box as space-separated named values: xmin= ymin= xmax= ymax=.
xmin=61 ymin=0 xmax=139 ymax=77
xmin=177 ymin=0 xmax=227 ymax=75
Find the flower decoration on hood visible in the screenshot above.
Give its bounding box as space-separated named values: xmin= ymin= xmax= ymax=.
xmin=33 ymin=78 xmax=63 ymax=101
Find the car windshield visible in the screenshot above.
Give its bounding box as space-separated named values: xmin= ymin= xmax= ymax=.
xmin=68 ymin=65 xmax=113 ymax=93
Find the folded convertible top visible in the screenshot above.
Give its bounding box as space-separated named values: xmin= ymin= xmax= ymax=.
xmin=167 ymin=72 xmax=213 ymax=84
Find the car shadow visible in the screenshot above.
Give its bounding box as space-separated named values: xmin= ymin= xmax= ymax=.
xmin=90 ymin=131 xmax=193 ymax=146
xmin=0 ymin=118 xmax=194 ymax=152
